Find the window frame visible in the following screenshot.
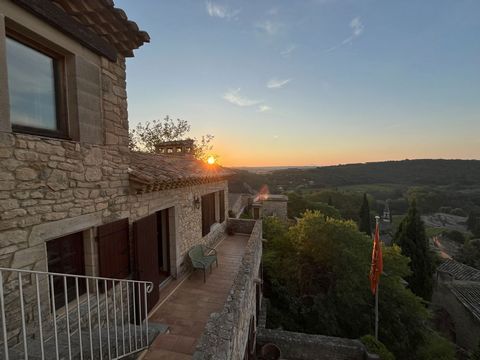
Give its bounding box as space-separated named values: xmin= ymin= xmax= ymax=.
xmin=6 ymin=28 xmax=69 ymax=139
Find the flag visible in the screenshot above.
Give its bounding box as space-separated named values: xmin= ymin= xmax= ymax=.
xmin=369 ymin=221 xmax=383 ymax=295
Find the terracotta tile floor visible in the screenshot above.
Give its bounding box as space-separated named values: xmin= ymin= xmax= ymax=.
xmin=144 ymin=234 xmax=250 ymax=359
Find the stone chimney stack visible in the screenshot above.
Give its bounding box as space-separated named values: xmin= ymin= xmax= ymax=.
xmin=154 ymin=139 xmax=195 ymax=156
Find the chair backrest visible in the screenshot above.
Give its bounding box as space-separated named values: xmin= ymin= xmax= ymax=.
xmin=189 ymin=245 xmax=204 ymax=261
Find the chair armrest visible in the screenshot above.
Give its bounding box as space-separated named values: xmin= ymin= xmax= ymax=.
xmin=203 ymin=246 xmax=217 ymax=256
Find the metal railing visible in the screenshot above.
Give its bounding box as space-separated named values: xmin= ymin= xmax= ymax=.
xmin=0 ymin=267 xmax=153 ymax=360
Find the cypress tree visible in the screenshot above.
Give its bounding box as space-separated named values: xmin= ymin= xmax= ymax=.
xmin=394 ymin=200 xmax=434 ymax=300
xmin=358 ymin=193 xmax=371 ymax=236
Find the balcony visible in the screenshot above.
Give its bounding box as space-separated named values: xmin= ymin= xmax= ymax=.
xmin=144 ymin=218 xmax=262 ymax=359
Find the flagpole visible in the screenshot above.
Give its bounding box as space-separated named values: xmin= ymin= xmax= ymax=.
xmin=374 ymin=215 xmax=380 ymax=341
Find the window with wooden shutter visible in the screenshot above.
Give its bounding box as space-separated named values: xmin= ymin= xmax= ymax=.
xmin=47 ymin=232 xmax=85 ymax=310
xmin=219 ymin=190 xmax=225 ymax=223
xmin=202 ymin=192 xmax=216 ymax=236
xmin=98 ymin=218 xmax=130 ymax=279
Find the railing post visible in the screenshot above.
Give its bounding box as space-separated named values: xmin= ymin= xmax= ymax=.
xmin=0 ymin=271 xmax=9 ymax=360
xmin=63 ymin=277 xmax=72 ymax=360
xmin=96 ymin=279 xmax=103 ymax=360
xmin=50 ymin=275 xmax=59 ymax=360
xmin=86 ymin=279 xmax=93 ymax=359
xmin=35 ymin=274 xmax=45 ymax=360
xmin=18 ymin=273 xmax=28 ymax=359
xmin=120 ymin=281 xmax=125 ymax=356
xmin=75 ymin=278 xmax=83 ymax=360
xmin=104 ymin=280 xmax=111 ymax=360
xmin=144 ymin=283 xmax=149 ymax=347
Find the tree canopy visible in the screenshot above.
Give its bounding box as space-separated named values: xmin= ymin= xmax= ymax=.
xmin=394 ymin=200 xmax=434 ymax=300
xmin=129 ymin=116 xmax=214 ymax=161
xmin=262 ymin=212 xmax=447 ymax=359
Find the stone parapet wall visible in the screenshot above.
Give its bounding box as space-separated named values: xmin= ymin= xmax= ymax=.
xmin=193 ymin=220 xmax=262 ymax=360
xmin=262 ymin=199 xmax=288 ymax=220
xmin=256 ymin=329 xmax=377 ymax=360
xmin=226 ymin=218 xmax=256 ymax=235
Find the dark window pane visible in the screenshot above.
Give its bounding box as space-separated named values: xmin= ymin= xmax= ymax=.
xmin=6 ymin=37 xmax=58 ymax=131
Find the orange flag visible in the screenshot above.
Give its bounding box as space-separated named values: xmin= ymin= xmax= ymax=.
xmin=369 ymin=222 xmax=383 ymax=295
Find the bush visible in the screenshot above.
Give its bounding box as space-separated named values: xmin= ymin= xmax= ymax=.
xmin=443 ymin=230 xmax=466 ymax=244
xmin=360 ymin=335 xmax=395 ymax=360
xmin=416 ymin=332 xmax=455 ymax=360
xmin=450 ymin=208 xmax=466 ymax=217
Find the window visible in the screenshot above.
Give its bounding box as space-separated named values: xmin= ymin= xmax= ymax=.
xmin=47 ymin=232 xmax=86 ymax=310
xmin=201 ymin=193 xmax=216 ymax=236
xmin=6 ymin=34 xmax=66 ymax=137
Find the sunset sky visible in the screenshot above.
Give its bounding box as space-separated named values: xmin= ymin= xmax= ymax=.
xmin=116 ymin=0 xmax=480 ymax=167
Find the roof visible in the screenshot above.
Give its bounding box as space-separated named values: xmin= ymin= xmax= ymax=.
xmin=448 ymin=283 xmax=480 ymax=322
xmin=128 ymin=152 xmax=235 ymax=193
xmin=53 ymin=0 xmax=149 ymax=57
xmin=437 ymin=259 xmax=480 ymax=282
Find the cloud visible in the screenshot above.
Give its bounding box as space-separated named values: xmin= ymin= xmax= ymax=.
xmin=258 ymin=105 xmax=272 ymax=112
xmin=281 ymin=44 xmax=296 ymax=58
xmin=325 ymin=16 xmax=364 ymax=53
xmin=256 ymin=20 xmax=281 ymax=35
xmin=267 ymin=78 xmax=291 ymax=89
xmin=205 ymin=1 xmax=240 ymax=19
xmin=223 ymin=89 xmax=261 ymax=107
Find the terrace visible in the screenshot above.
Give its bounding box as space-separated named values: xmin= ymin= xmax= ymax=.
xmin=143 ymin=219 xmax=263 ymax=359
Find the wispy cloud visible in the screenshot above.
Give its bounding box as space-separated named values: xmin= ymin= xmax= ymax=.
xmin=267 ymin=78 xmax=292 ymax=89
xmin=325 ymin=16 xmax=365 ymax=53
xmin=281 ymin=44 xmax=296 ymax=58
xmin=223 ymin=89 xmax=261 ymax=107
xmin=258 ymin=105 xmax=272 ymax=112
xmin=256 ymin=20 xmax=282 ymax=35
xmin=205 ymin=1 xmax=240 ymax=19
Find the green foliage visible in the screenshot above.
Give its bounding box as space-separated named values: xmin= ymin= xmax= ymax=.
xmin=359 ymin=193 xmax=372 ymax=236
xmin=286 ymin=192 xmax=340 ymax=219
xmin=450 ymin=208 xmax=466 ymax=217
xmin=394 ymin=201 xmax=434 ymax=300
xmin=263 ymin=211 xmax=430 ymax=359
xmin=416 ymin=331 xmax=455 ymax=360
xmin=306 ymin=190 xmax=365 ymax=221
xmin=360 ymin=335 xmax=395 ymax=360
xmin=471 ymin=339 xmax=480 ymax=360
xmin=129 ymin=116 xmax=214 ymax=161
xmin=442 ymin=230 xmax=466 ymax=244
xmin=458 ymin=238 xmax=480 ymax=269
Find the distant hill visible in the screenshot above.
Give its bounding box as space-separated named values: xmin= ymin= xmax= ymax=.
xmin=228 ymin=159 xmax=480 ymax=193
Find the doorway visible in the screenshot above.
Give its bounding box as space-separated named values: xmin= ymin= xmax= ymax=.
xmin=134 ymin=207 xmax=174 ymax=314
xmin=157 ymin=208 xmax=171 ymax=284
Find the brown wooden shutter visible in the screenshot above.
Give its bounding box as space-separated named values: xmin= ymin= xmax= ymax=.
xmin=133 ymin=214 xmax=160 ymax=314
xmin=202 ymin=193 xmax=216 ymax=236
xmin=98 ymin=218 xmax=130 ymax=279
xmin=219 ymin=190 xmax=225 ymax=223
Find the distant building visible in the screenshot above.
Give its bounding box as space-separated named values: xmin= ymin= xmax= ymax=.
xmin=432 ymin=259 xmax=480 ymax=351
xmin=382 ymin=200 xmax=391 ymax=223
xmin=254 ymin=193 xmax=289 ymax=221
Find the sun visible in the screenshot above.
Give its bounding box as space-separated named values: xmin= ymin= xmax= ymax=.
xmin=207 ymin=156 xmax=216 ymax=165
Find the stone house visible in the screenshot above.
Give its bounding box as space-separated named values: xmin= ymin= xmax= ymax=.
xmin=432 ymin=259 xmax=480 ymax=352
xmin=0 ymin=0 xmax=246 ymax=357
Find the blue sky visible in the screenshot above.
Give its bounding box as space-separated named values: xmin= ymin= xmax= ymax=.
xmin=116 ymin=0 xmax=480 ymax=166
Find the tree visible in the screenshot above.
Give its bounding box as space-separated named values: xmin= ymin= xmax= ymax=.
xmin=394 ymin=200 xmax=434 ymax=300
xmin=359 ymin=193 xmax=372 ymax=236
xmin=471 ymin=339 xmax=480 ymax=360
xmin=262 ymin=211 xmax=433 ymax=359
xmin=129 ymin=116 xmax=214 ymax=161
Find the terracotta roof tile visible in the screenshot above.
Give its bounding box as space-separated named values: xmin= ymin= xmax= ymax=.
xmin=448 ymin=283 xmax=480 ymax=322
xmin=437 ymin=259 xmax=480 ymax=282
xmin=129 ymin=152 xmax=235 ymax=193
xmin=52 ymin=0 xmax=149 ymax=57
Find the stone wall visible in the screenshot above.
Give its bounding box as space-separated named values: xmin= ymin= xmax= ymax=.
xmin=431 ymin=279 xmax=480 ymax=351
xmin=256 ymin=329 xmax=376 ymax=360
xmin=262 ymin=199 xmax=288 ymax=220
xmin=193 ymin=219 xmax=262 ymax=360
xmin=226 ymin=218 xmax=256 ymax=235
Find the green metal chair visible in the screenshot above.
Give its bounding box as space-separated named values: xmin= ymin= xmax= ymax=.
xmin=188 ymin=244 xmax=218 ymax=282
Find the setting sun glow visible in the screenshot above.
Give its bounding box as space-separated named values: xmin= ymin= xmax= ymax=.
xmin=207 ymin=156 xmax=216 ymax=165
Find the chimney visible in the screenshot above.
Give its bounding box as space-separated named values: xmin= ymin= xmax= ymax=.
xmin=154 ymin=139 xmax=195 ymax=156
